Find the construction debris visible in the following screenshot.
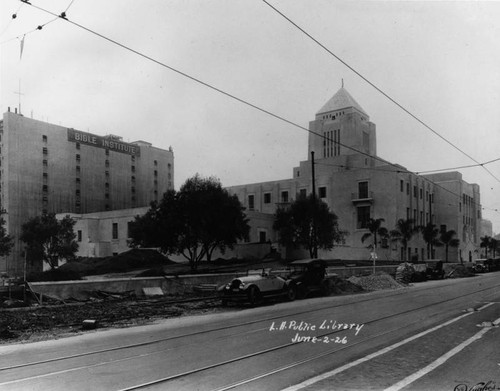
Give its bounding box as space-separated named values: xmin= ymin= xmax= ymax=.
xmin=348 ymin=273 xmax=404 ymax=291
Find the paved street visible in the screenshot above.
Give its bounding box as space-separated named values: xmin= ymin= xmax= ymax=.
xmin=0 ymin=273 xmax=498 ymax=391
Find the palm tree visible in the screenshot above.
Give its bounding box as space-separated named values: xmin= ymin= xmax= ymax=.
xmin=361 ymin=218 xmax=389 ymax=251
xmin=420 ymin=223 xmax=440 ymax=259
xmin=480 ymin=236 xmax=492 ymax=258
xmin=489 ymin=238 xmax=498 ymax=258
xmin=439 ymin=230 xmax=460 ymax=263
xmin=390 ymin=218 xmax=418 ymax=261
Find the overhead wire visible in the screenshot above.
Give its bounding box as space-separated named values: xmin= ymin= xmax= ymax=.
xmin=261 ymin=0 xmax=500 ymax=186
xmin=1 ymin=0 xmax=76 ymax=45
xmin=15 ymin=0 xmax=500 ymax=218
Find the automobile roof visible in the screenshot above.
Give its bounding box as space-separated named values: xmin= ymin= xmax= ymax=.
xmin=290 ymin=259 xmax=326 ymax=265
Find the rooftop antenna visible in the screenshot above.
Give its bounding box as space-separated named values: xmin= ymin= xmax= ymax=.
xmin=14 ymin=79 xmax=24 ymax=115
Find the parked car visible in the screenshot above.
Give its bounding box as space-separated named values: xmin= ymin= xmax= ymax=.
xmin=218 ymin=268 xmax=297 ymax=306
xmin=472 ymin=259 xmax=489 ymax=273
xmin=284 ymin=259 xmax=338 ymax=299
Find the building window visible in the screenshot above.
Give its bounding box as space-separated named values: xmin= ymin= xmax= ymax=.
xmin=318 ymin=186 xmax=327 ymax=198
xmin=248 ymin=194 xmax=255 ymax=210
xmin=406 ymin=183 xmax=410 ymax=195
xmin=105 ymin=160 xmax=110 ymax=167
xmin=76 ymin=154 xmax=80 ymax=162
xmin=419 ymin=188 xmax=423 ymax=199
xmin=112 ymin=223 xmax=118 ymax=239
xmin=42 ymin=135 xmax=47 ymax=143
xmin=154 ymin=170 xmax=158 ymax=177
xmin=76 ymin=142 xmax=80 ymax=150
xmin=76 ymin=165 xmax=80 ymax=173
xmin=76 ymin=178 xmax=80 ymax=184
xmin=105 ymin=193 xmax=110 ymax=199
xmin=154 ymin=160 xmax=158 ymax=166
xmin=42 ymin=185 xmax=48 ymax=192
xmin=105 ymin=182 xmax=110 ymax=189
xmin=105 ymin=149 xmax=110 ymax=156
xmin=299 ymin=189 xmax=307 ymax=198
xmin=281 ymin=191 xmax=289 ymax=203
xmin=357 ymin=206 xmax=370 ymax=229
xmin=263 ymin=193 xmax=271 ymax=204
xmin=259 ymin=231 xmax=267 ymax=243
xmin=358 ymin=181 xmax=368 ymax=198
xmin=413 ymin=186 xmax=417 ymax=198
xmin=131 ymin=187 xmax=136 ymax=194
xmin=43 ymin=159 xmax=48 ymax=167
xmin=77 ymin=230 xmax=82 ymax=242
xmin=400 ymin=180 xmax=404 ymax=192
xmin=76 ymin=189 xmax=80 ymax=196
xmin=42 ymin=147 xmax=48 ymax=155
xmin=127 ymin=222 xmax=133 ymax=238
xmin=131 ymin=166 xmax=136 ymax=173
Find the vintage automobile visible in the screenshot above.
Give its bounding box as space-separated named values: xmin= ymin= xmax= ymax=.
xmin=218 ymin=268 xmax=297 ymax=306
xmin=472 ymin=259 xmax=489 ymax=273
xmin=285 ymin=259 xmax=337 ymax=299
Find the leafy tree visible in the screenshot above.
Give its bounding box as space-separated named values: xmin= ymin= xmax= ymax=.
xmin=361 ymin=218 xmax=389 ymax=251
xmin=273 ymin=194 xmax=347 ymax=258
xmin=419 ymin=223 xmax=440 ymax=259
xmin=439 ymin=229 xmax=460 ymax=263
xmin=129 ymin=175 xmax=250 ymax=271
xmin=0 ymin=210 xmax=14 ymax=257
xmin=480 ymin=236 xmax=492 ymax=258
xmin=390 ymin=219 xmax=418 ymax=261
xmin=20 ymin=214 xmax=78 ymax=270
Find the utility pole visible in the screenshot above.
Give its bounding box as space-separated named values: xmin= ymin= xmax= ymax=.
xmin=311 ymin=151 xmax=317 ymax=258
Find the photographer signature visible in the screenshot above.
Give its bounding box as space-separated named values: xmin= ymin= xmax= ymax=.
xmin=454 ymin=381 xmax=498 ymax=391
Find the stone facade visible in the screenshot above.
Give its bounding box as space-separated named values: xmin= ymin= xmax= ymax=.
xmin=227 ymin=87 xmax=483 ymax=263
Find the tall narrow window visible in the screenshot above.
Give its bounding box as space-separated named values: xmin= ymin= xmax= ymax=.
xmin=357 ymin=206 xmax=370 ymax=229
xmin=248 ymin=194 xmax=255 ymax=210
xmin=112 ymin=223 xmax=118 ymax=239
xmin=281 ymin=191 xmax=289 ymax=203
xmin=358 ymin=181 xmax=369 ymax=199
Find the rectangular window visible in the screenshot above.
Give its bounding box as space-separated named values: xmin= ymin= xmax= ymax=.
xmin=358 ymin=181 xmax=368 ymax=198
xmin=419 ymin=188 xmax=423 ymax=199
xmin=42 ymin=147 xmax=48 ymax=155
xmin=357 ymin=206 xmax=370 ymax=229
xmin=299 ymin=189 xmax=307 ymax=198
xmin=112 ymin=223 xmax=118 ymax=239
xmin=263 ymin=193 xmax=271 ymax=204
xmin=406 ymin=183 xmax=410 ymax=195
xmin=248 ymin=194 xmax=255 ymax=210
xmin=127 ymin=221 xmax=133 ymax=238
xmin=400 ymin=180 xmax=404 ymax=192
xmin=318 ymin=186 xmax=327 ymax=198
xmin=76 ymin=142 xmax=80 ymax=150
xmin=77 ymin=230 xmax=82 ymax=242
xmin=413 ymin=186 xmax=417 ymax=198
xmin=259 ymin=231 xmax=267 ymax=243
xmin=42 ymin=135 xmax=47 ymax=142
xmin=281 ymin=191 xmax=289 ymax=203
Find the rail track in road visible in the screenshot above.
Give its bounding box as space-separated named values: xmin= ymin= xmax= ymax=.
xmin=1 ymin=276 xmax=499 ymax=391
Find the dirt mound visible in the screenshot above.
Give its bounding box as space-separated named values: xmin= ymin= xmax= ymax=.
xmin=347 ymin=272 xmax=404 ymax=291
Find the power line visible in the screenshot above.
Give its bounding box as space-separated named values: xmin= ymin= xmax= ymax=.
xmin=416 ymin=156 xmax=500 ymax=175
xmin=261 ymin=0 xmax=500 ymax=185
xmin=16 ymin=0 xmax=500 ymax=218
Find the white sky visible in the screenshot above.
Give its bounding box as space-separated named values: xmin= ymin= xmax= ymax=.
xmin=1 ymin=0 xmax=499 ymax=234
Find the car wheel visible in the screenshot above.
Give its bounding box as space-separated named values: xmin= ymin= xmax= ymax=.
xmin=247 ymin=286 xmax=261 ymax=306
xmin=286 ymin=284 xmax=297 ymax=301
xmin=296 ymin=284 xmax=307 ymax=300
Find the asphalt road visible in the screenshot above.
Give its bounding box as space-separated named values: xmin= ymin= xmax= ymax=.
xmin=0 ymin=273 xmax=498 ymax=391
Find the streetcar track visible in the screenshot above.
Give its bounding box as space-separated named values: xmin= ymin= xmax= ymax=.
xmin=112 ymin=282 xmax=500 ymax=390
xmin=2 ymin=279 xmax=497 ymax=390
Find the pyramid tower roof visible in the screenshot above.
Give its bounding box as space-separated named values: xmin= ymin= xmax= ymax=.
xmin=316 ymin=87 xmax=368 ymax=117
